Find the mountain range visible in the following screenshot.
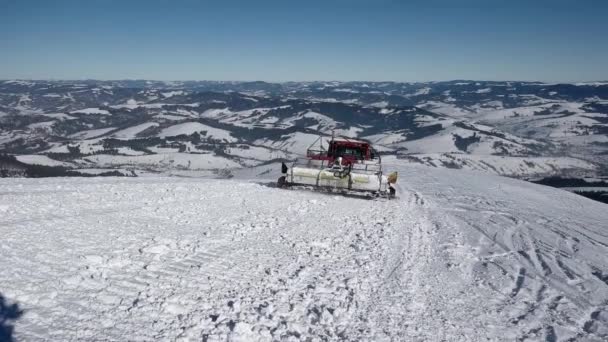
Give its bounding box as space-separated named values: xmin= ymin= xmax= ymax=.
xmin=1 ymin=79 xmax=607 ymax=178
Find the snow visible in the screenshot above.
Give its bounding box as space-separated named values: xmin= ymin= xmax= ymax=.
xmin=18 ymin=94 xmax=31 ymax=103
xmin=73 ymin=168 xmax=132 ymax=175
xmin=111 ymin=122 xmax=159 ymax=139
xmin=411 ymin=87 xmax=431 ymax=96
xmin=110 ymin=100 xmax=200 ymax=110
xmin=72 ymin=138 xmax=107 ymax=154
xmin=147 ymin=146 xmax=181 ymax=154
xmin=476 ymin=87 xmax=492 ymax=93
xmin=399 ymin=132 xmax=462 ymax=154
xmin=475 ymin=102 xmax=585 ymax=122
xmin=15 ymin=155 xmax=72 ymax=167
xmin=153 ymin=113 xmax=188 ymax=121
xmin=115 ymin=147 xmax=147 ymax=156
xmin=333 ymin=88 xmax=359 ymax=93
xmin=40 ymin=113 xmax=77 ymax=120
xmin=224 ymin=145 xmax=290 ymax=161
xmin=333 ymin=126 xmax=364 ymax=137
xmin=258 ymin=116 xmax=280 ymax=124
xmin=234 ymin=107 xmax=274 ymax=118
xmin=396 ymin=153 xmax=597 ymax=177
xmin=1 ymin=163 xmax=607 ymax=341
xmin=3 ymin=80 xmax=35 ymax=86
xmin=81 ymin=152 xmax=241 ymax=170
xmin=27 ymin=121 xmax=55 ymax=130
xmin=159 ymin=122 xmax=237 ymax=142
xmin=221 ymin=106 xmax=292 ymax=128
xmin=200 ymin=108 xmax=230 ymax=119
xmin=365 ymin=131 xmax=408 ymax=145
xmin=254 ymin=132 xmax=323 ymax=156
xmin=543 ymin=115 xmax=602 ymax=138
xmin=161 ymin=90 xmax=186 ymax=98
xmin=414 ymin=114 xmax=450 ymax=127
xmin=563 ymin=187 xmax=608 ymax=192
xmin=368 ymin=101 xmax=389 ymax=108
xmin=70 ymin=108 xmax=111 ymax=115
xmin=574 ymin=82 xmax=608 ymax=86
xmin=40 ymin=143 xmax=70 ymax=154
xmin=282 ymin=111 xmax=338 ymax=132
xmin=418 ymin=101 xmax=473 ymax=117
xmin=175 ymin=108 xmax=199 ymax=117
xmin=69 ymin=127 xmax=116 ymax=140
xmin=390 ymin=122 xmax=540 ymax=156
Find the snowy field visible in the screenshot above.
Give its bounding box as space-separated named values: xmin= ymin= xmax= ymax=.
xmin=1 ymin=164 xmax=608 ymax=341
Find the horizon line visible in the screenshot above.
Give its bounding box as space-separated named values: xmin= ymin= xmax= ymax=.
xmin=2 ymin=78 xmax=608 ymax=85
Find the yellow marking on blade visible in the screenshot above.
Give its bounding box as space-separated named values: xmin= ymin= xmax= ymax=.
xmin=387 ymin=171 xmax=398 ymax=184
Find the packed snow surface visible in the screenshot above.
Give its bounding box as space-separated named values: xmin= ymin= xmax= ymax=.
xmin=1 ymin=164 xmax=607 ymax=341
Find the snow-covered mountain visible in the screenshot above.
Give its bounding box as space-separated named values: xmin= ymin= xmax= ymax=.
xmin=0 ymin=79 xmax=606 ymax=178
xmin=1 ymin=161 xmax=607 ymax=341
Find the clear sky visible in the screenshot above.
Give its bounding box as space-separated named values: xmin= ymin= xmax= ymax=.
xmin=0 ymin=0 xmax=606 ymax=82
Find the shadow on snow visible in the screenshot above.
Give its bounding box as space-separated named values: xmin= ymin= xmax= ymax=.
xmin=0 ymin=294 xmax=23 ymax=342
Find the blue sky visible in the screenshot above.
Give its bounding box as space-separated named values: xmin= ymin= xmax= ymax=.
xmin=0 ymin=0 xmax=606 ymax=82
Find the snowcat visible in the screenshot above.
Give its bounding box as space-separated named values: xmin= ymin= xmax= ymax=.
xmin=278 ymin=136 xmax=397 ymax=198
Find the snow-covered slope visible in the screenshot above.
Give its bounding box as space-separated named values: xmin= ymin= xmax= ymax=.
xmin=14 ymin=154 xmax=74 ymax=167
xmin=158 ymin=122 xmax=236 ymax=142
xmin=111 ymin=122 xmax=159 ymax=139
xmin=1 ymin=164 xmax=607 ymax=341
xmin=80 ymin=152 xmax=241 ymax=170
xmin=396 ymin=154 xmax=598 ymax=177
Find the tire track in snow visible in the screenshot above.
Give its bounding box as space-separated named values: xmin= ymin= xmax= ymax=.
xmin=174 ymin=186 xmax=438 ymax=341
xmin=363 ymin=188 xmax=436 ymax=340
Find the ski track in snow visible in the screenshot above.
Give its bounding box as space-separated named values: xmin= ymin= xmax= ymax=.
xmin=393 ymin=166 xmax=608 ymax=342
xmin=1 ymin=163 xmax=607 ymax=341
